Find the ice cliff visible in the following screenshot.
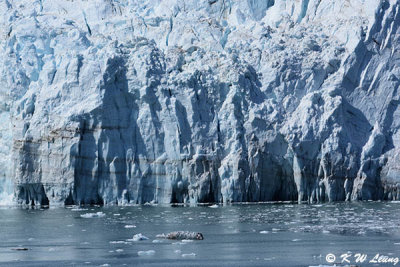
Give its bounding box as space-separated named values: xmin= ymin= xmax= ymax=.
xmin=0 ymin=0 xmax=399 ymax=205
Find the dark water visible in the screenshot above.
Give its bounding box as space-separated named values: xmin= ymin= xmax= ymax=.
xmin=1 ymin=202 xmax=400 ymax=266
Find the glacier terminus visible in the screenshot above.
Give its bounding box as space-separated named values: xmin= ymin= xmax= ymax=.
xmin=0 ymin=0 xmax=399 ymax=206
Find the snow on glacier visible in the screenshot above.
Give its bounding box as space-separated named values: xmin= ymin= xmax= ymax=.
xmin=0 ymin=0 xmax=399 ymax=205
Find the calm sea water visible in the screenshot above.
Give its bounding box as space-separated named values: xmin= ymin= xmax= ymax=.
xmin=1 ymin=202 xmax=400 ymax=266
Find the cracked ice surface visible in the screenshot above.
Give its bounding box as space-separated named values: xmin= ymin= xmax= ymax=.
xmin=0 ymin=0 xmax=399 ymax=205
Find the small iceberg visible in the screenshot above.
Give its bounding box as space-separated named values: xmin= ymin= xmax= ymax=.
xmin=209 ymin=204 xmax=219 ymax=208
xmin=259 ymin=230 xmax=269 ymax=234
xmin=80 ymin=212 xmax=105 ymax=218
xmin=124 ymin=225 xmax=136 ymax=229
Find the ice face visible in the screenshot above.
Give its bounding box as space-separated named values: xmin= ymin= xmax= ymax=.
xmin=0 ymin=0 xmax=399 ymax=205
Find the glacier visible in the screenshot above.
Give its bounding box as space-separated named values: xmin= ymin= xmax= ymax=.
xmin=0 ymin=0 xmax=399 ymax=205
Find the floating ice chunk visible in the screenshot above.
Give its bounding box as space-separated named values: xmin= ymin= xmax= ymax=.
xmin=260 ymin=231 xmax=269 ymax=234
xmin=182 ymin=253 xmax=196 ymax=257
xmin=109 ymin=241 xmax=130 ymax=244
xmin=174 ymin=250 xmax=182 ymax=254
xmin=152 ymin=239 xmax=163 ymax=243
xmin=124 ymin=225 xmax=136 ymax=228
xmin=138 ymin=250 xmax=155 ymax=256
xmin=322 ymin=230 xmax=330 ymax=234
xmin=71 ymin=208 xmax=88 ymax=211
xmin=116 ymin=249 xmax=124 ymax=252
xmin=80 ymin=212 xmax=106 ymax=218
xmin=181 ymin=239 xmax=193 ymax=243
xmin=292 ymin=239 xmax=301 ymax=242
xmin=128 ymin=233 xmax=149 ymax=241
xmin=209 ymin=204 xmax=219 ymax=208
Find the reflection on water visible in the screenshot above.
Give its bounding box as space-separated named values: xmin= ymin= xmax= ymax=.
xmin=1 ymin=202 xmax=400 ymax=266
